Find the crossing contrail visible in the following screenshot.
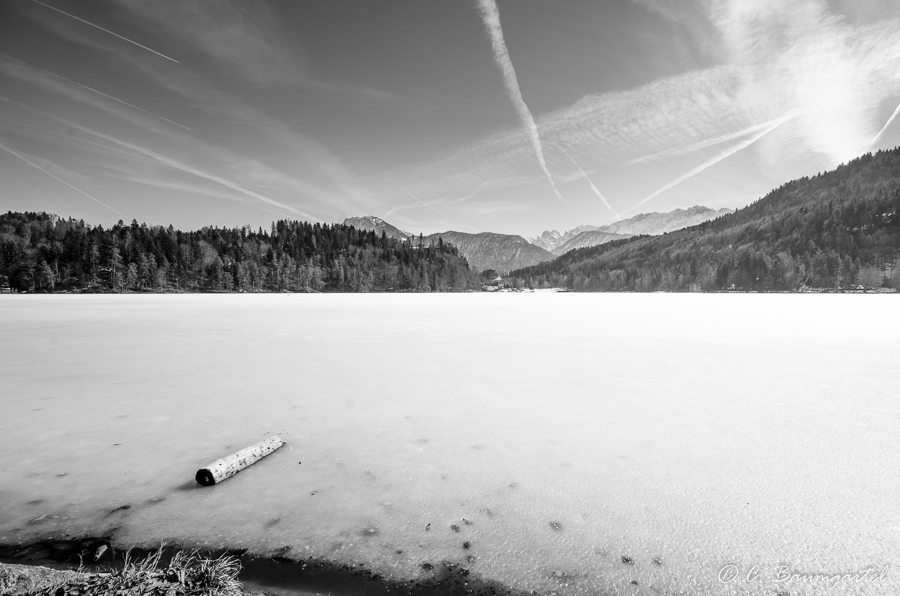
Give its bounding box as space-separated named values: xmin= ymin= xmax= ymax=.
xmin=0 ymin=141 xmax=125 ymax=217
xmin=622 ymin=112 xmax=795 ymax=216
xmin=28 ymin=0 xmax=179 ymax=63
xmin=865 ymin=100 xmax=900 ymax=151
xmin=58 ymin=120 xmax=309 ymax=217
xmin=626 ymin=117 xmax=793 ymax=165
xmin=1 ymin=116 xmax=178 ymax=166
xmin=0 ymin=111 xmax=268 ymax=196
xmin=1 ymin=54 xmax=191 ymax=131
xmin=561 ymin=149 xmax=619 ymax=220
xmin=475 ymin=0 xmax=575 ymax=213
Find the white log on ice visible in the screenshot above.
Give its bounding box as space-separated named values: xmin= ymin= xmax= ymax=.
xmin=195 ymin=436 xmax=285 ymax=486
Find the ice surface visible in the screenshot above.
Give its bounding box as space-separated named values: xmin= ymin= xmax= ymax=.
xmin=0 ymin=294 xmax=898 ymax=596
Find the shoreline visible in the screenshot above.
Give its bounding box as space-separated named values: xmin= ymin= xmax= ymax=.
xmin=0 ymin=537 xmax=529 ymax=596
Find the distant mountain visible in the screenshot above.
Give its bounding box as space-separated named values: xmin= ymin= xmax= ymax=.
xmin=530 ymin=225 xmax=601 ymax=252
xmin=599 ymin=206 xmax=733 ymax=236
xmin=343 ymin=216 xmax=411 ymax=240
xmin=552 ymin=231 xmax=631 ymax=255
xmin=422 ymin=231 xmax=554 ymax=273
xmin=509 ymin=149 xmax=900 ymax=292
xmin=530 ymin=229 xmax=563 ymax=252
xmin=529 ymin=206 xmax=732 ymax=252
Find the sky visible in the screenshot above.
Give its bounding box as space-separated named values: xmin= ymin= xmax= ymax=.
xmin=1 ymin=0 xmax=900 ymax=238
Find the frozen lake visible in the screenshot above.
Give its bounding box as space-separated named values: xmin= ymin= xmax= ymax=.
xmin=0 ymin=294 xmax=897 ymax=596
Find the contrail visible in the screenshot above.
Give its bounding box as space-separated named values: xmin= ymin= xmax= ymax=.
xmin=865 ymin=100 xmax=900 ymax=151
xmin=0 ymin=141 xmax=125 ymax=217
xmin=1 ymin=115 xmax=176 ymax=165
xmin=622 ymin=112 xmax=795 ymax=216
xmin=561 ymin=149 xmax=620 ymax=220
xmin=626 ymin=117 xmax=792 ymax=165
xmin=0 ymin=113 xmax=268 ymax=196
xmin=1 ymin=54 xmax=192 ymax=132
xmin=28 ymin=0 xmax=179 ymax=63
xmin=475 ymin=0 xmax=575 ymax=213
xmin=61 ymin=120 xmax=309 ymax=217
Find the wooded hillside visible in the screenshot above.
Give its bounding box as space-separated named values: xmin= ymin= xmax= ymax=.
xmin=0 ymin=215 xmax=479 ymax=293
xmin=509 ymin=148 xmax=900 ymax=292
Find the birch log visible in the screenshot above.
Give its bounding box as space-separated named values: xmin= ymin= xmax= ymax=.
xmin=195 ymin=436 xmax=285 ymax=486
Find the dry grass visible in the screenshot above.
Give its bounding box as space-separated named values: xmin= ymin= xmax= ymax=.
xmin=8 ymin=548 xmax=244 ymax=596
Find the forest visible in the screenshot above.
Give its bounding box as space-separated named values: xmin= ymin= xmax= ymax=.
xmin=0 ymin=215 xmax=480 ymax=293
xmin=508 ymin=148 xmax=900 ymax=292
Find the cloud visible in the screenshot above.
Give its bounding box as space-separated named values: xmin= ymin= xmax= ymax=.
xmin=113 ymin=0 xmax=305 ymax=86
xmin=626 ymin=116 xmax=788 ymax=164
xmin=0 ymin=140 xmax=126 ymax=217
xmin=385 ymin=0 xmax=900 ymax=216
xmin=712 ymin=0 xmax=900 ymax=163
xmin=60 ymin=120 xmax=317 ymax=218
xmin=475 ymin=0 xmax=574 ymax=212
xmin=349 ymin=156 xmax=480 ymax=232
xmin=1 ymin=56 xmax=371 ymax=220
xmin=386 ymin=66 xmax=748 ymax=197
xmin=383 ymin=178 xmax=529 ymax=220
xmin=3 ymin=93 xmax=321 ymax=218
xmin=622 ymin=111 xmax=795 ymax=215
xmin=560 ymin=150 xmax=619 ymax=220
xmin=0 ymin=54 xmax=188 ymax=135
xmin=104 ymin=168 xmax=252 ymax=202
xmin=0 ymin=114 xmax=192 ymax=169
xmin=87 ymin=52 xmax=377 ymax=213
xmin=866 ymin=100 xmax=900 ymax=150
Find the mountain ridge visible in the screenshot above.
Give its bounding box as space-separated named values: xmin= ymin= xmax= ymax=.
xmin=422 ymin=231 xmax=554 ymax=274
xmin=552 ymin=231 xmax=632 ymax=255
xmin=529 ymin=206 xmax=733 ymax=253
xmin=508 ymin=149 xmax=900 ymax=292
xmin=342 ymin=216 xmax=411 ymax=241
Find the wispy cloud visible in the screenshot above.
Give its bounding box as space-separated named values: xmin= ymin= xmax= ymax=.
xmin=383 ymin=178 xmax=530 ymax=221
xmin=113 ymin=0 xmax=303 ymax=85
xmin=866 ymin=100 xmax=900 ymax=150
xmin=0 ymin=114 xmax=174 ymax=165
xmin=104 ymin=168 xmax=253 ymax=203
xmin=0 ymin=54 xmax=190 ymax=134
xmin=561 ymin=149 xmax=619 ymax=220
xmin=62 ymin=120 xmax=315 ymax=218
xmin=27 ymin=0 xmax=179 ymax=63
xmin=89 ymin=51 xmax=376 ymax=214
xmin=1 ymin=55 xmax=369 ymax=220
xmin=3 ymin=93 xmax=317 ymax=218
xmin=712 ymin=0 xmax=900 ymax=163
xmin=0 ymin=141 xmax=126 ymax=217
xmin=475 ymin=0 xmax=574 ymax=212
xmin=386 ymin=66 xmax=746 ymax=198
xmin=349 ymin=156 xmax=479 ymax=232
xmin=626 ymin=117 xmax=790 ymax=165
xmin=622 ymin=112 xmax=796 ymax=215
xmin=387 ymin=0 xmax=900 ymax=220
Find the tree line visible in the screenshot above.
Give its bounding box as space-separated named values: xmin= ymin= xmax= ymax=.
xmin=509 ymin=148 xmax=900 ymax=292
xmin=0 ymin=214 xmax=481 ymax=293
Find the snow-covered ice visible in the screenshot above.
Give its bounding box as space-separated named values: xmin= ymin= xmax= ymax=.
xmin=0 ymin=293 xmax=897 ymax=596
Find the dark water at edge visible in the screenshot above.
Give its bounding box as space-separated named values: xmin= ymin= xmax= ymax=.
xmin=0 ymin=537 xmax=530 ymax=596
